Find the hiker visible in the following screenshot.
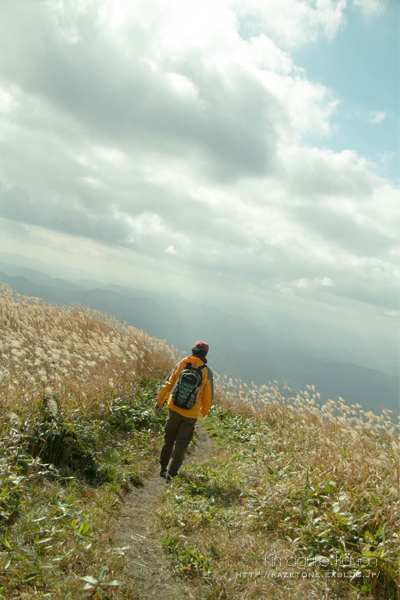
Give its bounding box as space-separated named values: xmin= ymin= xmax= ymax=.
xmin=154 ymin=341 xmax=213 ymax=481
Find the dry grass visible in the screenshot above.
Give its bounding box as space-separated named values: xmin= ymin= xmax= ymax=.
xmin=1 ymin=283 xmax=399 ymax=599
xmin=0 ymin=283 xmax=176 ymax=422
xmin=0 ymin=284 xmax=176 ymax=599
xmin=159 ymin=379 xmax=400 ymax=600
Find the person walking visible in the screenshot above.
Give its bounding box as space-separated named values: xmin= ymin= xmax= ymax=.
xmin=154 ymin=341 xmax=213 ymax=481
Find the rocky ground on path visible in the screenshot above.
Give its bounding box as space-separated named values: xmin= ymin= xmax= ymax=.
xmin=114 ymin=425 xmax=212 ymax=600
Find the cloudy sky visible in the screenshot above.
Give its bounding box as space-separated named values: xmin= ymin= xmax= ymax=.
xmin=0 ymin=0 xmax=398 ymax=354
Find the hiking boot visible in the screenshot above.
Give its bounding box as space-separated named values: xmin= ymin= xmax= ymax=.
xmin=160 ymin=466 xmax=168 ymax=478
xmin=165 ymin=471 xmax=177 ymax=483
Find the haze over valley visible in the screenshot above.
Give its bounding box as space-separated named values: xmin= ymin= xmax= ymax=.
xmin=1 ymin=256 xmax=398 ymax=416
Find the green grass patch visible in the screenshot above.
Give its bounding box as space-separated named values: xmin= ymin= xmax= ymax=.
xmin=0 ymin=377 xmax=165 ymax=599
xmin=158 ymin=404 xmax=399 ymax=600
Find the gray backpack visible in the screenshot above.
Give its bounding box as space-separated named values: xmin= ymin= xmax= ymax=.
xmin=172 ymin=362 xmax=206 ymax=410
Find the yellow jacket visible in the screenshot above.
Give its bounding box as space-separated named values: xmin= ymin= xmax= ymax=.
xmin=157 ymin=355 xmax=213 ymax=419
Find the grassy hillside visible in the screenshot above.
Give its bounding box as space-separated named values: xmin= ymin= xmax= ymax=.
xmin=161 ymin=399 xmax=399 ymax=599
xmin=0 ymin=284 xmax=399 ymax=599
xmin=0 ymin=283 xmax=176 ymax=598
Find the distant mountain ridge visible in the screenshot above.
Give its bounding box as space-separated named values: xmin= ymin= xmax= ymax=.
xmin=0 ymin=265 xmax=398 ymax=415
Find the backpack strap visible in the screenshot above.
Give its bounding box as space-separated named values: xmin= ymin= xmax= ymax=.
xmin=186 ymin=362 xmax=206 ymax=371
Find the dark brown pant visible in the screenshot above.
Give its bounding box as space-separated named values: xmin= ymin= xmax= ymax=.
xmin=160 ymin=409 xmax=197 ymax=476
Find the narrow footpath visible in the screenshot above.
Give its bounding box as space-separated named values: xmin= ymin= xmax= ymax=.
xmin=115 ymin=426 xmax=212 ymax=600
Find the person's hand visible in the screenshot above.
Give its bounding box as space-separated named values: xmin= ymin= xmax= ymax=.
xmin=154 ymin=402 xmax=162 ymax=415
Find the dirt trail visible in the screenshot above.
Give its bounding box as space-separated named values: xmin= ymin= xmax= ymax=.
xmin=115 ymin=425 xmax=212 ymax=600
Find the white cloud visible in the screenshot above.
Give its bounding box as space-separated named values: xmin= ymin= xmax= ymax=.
xmin=0 ymin=0 xmax=398 ymax=320
xmin=353 ymin=0 xmax=386 ymax=17
xmin=368 ymin=110 xmax=387 ymax=124
xmin=385 ymin=310 xmax=400 ymax=319
xmin=247 ymin=35 xmax=294 ymax=74
xmin=0 ymin=86 xmax=13 ymax=113
xmin=232 ymin=0 xmax=347 ymax=48
xmin=276 ymin=283 xmax=293 ymax=294
xmin=43 ymin=0 xmax=92 ymax=44
xmin=294 ymin=277 xmax=333 ymax=289
xmin=316 ymin=277 xmax=334 ymax=287
xmin=378 ymin=152 xmax=395 ymax=173
xmin=293 ymin=278 xmax=308 ymax=288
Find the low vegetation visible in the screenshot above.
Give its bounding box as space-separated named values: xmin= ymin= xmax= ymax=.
xmin=0 ymin=284 xmax=175 ymax=598
xmin=0 ymin=284 xmax=399 ymax=599
xmin=159 ymin=396 xmax=399 ymax=599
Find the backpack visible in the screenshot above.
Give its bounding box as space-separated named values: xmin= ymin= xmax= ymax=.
xmin=172 ymin=362 xmax=206 ymax=410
